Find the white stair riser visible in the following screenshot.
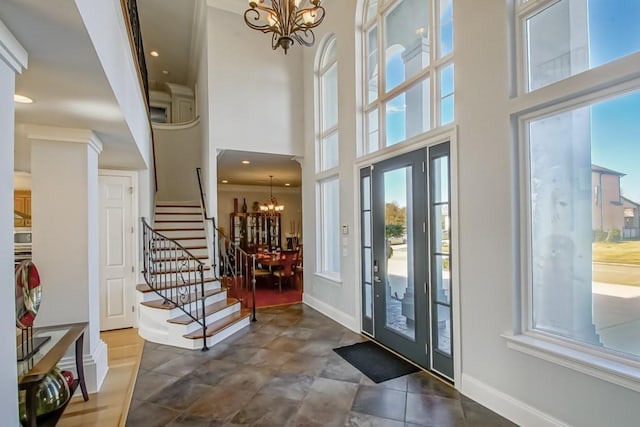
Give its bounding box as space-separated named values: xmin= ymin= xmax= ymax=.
xmin=152 ymin=247 xmax=208 ymax=259
xmin=138 ymin=289 xmax=226 ymax=318
xmin=204 ymin=315 xmax=251 ymax=348
xmin=154 ymin=222 xmax=204 ymax=230
xmin=155 ymin=230 xmax=206 ymax=239
xmin=170 ymin=302 xmax=240 ymax=335
xmin=155 ymin=207 xmax=201 ymax=215
xmin=148 ymin=270 xmax=214 ymax=284
xmin=149 ymin=259 xmax=210 ymax=271
xmin=155 ymin=213 xmax=203 ymax=222
xmin=138 ymin=280 xmax=222 ymax=303
xmin=152 ymin=238 xmax=207 ymax=248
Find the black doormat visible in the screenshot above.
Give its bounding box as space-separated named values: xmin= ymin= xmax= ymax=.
xmin=333 ymin=340 xmax=419 ymax=383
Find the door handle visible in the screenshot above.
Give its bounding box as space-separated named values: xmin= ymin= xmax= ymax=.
xmin=374 ymin=275 xmax=381 ymax=283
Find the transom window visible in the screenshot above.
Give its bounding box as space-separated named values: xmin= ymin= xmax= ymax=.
xmin=362 ymin=0 xmax=454 ymax=156
xmin=520 ymin=0 xmax=640 ymax=92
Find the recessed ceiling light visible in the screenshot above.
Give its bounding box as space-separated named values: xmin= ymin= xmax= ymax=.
xmin=14 ymin=94 xmax=33 ymax=104
xmin=162 ymin=70 xmax=169 ymax=75
xmin=222 ymin=180 xmax=228 ymax=184
xmin=285 ymin=183 xmax=291 ymax=187
xmin=241 ymin=160 xmax=251 ymax=164
xmin=150 ymin=50 xmax=159 ymax=57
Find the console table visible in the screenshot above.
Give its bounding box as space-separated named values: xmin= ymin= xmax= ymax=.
xmin=17 ymin=322 xmax=89 ymax=427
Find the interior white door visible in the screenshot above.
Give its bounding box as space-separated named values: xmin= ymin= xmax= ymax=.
xmin=99 ymin=173 xmax=135 ymax=330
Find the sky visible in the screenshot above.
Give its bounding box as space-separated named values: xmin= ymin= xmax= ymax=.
xmin=382 ymin=0 xmax=640 ymax=207
xmin=588 ymin=0 xmax=640 ymax=203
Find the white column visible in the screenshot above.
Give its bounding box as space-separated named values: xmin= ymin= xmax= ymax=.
xmin=29 ymin=126 xmax=109 ymax=393
xmin=0 ymin=19 xmax=28 ymax=425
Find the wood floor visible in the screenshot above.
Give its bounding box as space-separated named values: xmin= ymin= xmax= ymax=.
xmin=58 ymin=328 xmax=144 ymax=427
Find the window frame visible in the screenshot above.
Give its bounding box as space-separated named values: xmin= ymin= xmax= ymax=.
xmin=361 ymin=0 xmax=454 ymax=156
xmin=508 ymin=0 xmax=640 ymax=392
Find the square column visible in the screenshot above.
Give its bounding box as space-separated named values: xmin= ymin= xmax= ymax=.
xmin=29 ymin=126 xmax=108 ymax=393
xmin=0 ymin=18 xmax=28 ymax=424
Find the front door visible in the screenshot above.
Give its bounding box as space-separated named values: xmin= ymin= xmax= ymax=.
xmin=360 ymin=143 xmax=454 ymax=379
xmin=99 ymin=172 xmax=136 ymax=331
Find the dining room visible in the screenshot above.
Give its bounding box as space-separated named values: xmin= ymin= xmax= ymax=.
xmin=216 ymin=149 xmax=303 ymax=308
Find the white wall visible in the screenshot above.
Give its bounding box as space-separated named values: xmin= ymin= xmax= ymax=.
xmin=0 ymin=16 xmax=26 ymax=424
xmin=207 ymin=8 xmax=304 ymax=157
xmin=217 ymin=185 xmax=303 ymax=245
xmin=298 ymin=0 xmax=640 ymax=426
xmin=154 ymin=119 xmax=202 ymax=202
xmin=300 ymin=0 xmax=361 ymax=331
xmin=74 ymin=0 xmax=152 ymax=168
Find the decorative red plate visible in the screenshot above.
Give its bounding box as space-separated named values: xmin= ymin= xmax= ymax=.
xmin=15 ymin=260 xmax=42 ymax=329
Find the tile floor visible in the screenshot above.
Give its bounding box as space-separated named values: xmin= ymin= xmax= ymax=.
xmin=127 ymin=304 xmax=515 ymax=426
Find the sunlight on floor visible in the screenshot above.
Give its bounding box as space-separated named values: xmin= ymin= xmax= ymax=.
xmin=58 ymin=328 xmax=143 ymax=427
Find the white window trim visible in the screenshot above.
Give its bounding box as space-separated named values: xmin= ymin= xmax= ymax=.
xmin=510 ymin=2 xmax=640 ymax=389
xmin=314 ymin=35 xmax=342 ymax=280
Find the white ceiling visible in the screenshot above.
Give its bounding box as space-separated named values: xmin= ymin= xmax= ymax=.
xmin=3 ymin=0 xmax=302 ymax=184
xmin=2 ymin=0 xmax=143 ymax=171
xmin=217 ymin=150 xmax=302 ymax=188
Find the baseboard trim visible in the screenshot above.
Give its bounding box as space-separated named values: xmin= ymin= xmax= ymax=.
xmin=461 ymin=373 xmax=568 ymax=427
xmin=302 ymin=293 xmax=359 ymax=332
xmin=59 ymin=339 xmax=109 ymax=394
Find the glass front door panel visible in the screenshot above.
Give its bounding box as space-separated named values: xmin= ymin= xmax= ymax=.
xmin=383 ymin=167 xmax=415 ymax=340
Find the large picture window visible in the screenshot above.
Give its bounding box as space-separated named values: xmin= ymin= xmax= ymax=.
xmin=515 ymin=0 xmax=640 ymax=385
xmin=525 ymin=90 xmax=640 ymax=358
xmin=362 ymin=0 xmax=454 ymax=155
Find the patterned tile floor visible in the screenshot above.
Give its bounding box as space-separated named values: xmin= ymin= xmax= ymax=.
xmin=127 ymin=304 xmax=515 ymax=426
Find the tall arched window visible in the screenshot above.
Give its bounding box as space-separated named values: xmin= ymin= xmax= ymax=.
xmin=362 ymin=0 xmax=454 ymax=155
xmin=316 ymin=36 xmax=340 ymax=279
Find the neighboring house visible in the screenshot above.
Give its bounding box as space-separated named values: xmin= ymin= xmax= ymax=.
xmin=622 ymin=196 xmax=640 ymax=239
xmin=592 ymin=164 xmax=639 ymax=239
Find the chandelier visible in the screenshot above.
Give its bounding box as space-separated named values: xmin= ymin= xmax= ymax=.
xmin=244 ymin=0 xmax=326 ymax=54
xmin=260 ymin=176 xmax=285 ymax=213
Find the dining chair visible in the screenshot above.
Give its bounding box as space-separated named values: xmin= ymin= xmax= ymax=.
xmin=272 ymin=250 xmax=299 ymax=292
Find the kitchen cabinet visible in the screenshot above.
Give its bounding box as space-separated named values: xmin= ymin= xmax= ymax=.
xmin=14 ymin=190 xmax=32 ymax=228
xmin=230 ymin=212 xmax=281 ymax=253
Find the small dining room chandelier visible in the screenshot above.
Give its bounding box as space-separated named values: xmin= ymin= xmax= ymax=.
xmin=261 ymin=176 xmax=285 ymax=213
xmin=244 ymin=0 xmax=326 ymax=54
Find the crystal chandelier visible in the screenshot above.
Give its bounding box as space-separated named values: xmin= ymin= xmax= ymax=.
xmin=260 ymin=176 xmax=285 ymax=213
xmin=244 ymin=0 xmax=326 ymax=54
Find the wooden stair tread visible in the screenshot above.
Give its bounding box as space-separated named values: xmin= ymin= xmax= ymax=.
xmin=150 ymin=265 xmax=211 ymax=275
xmin=136 ymin=277 xmax=218 ymax=293
xmin=183 ymin=309 xmax=252 ymax=339
xmin=141 ymin=288 xmax=222 ymax=310
xmin=154 ymin=228 xmax=205 ymax=231
xmin=152 ymin=236 xmax=205 ymax=241
xmin=156 ymin=212 xmax=202 ymax=215
xmin=156 ymin=204 xmax=200 ymax=208
xmin=155 ymin=220 xmax=202 ymax=223
xmin=151 ymin=254 xmax=208 ymax=262
xmin=168 ymin=298 xmax=238 ymax=325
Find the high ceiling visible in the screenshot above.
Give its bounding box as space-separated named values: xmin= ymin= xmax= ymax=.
xmin=3 ymin=0 xmax=301 ymax=185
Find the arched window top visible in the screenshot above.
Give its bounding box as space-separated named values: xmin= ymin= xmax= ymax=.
xmin=321 ymin=37 xmax=337 ymax=70
xmin=364 ymin=0 xmax=379 ymax=24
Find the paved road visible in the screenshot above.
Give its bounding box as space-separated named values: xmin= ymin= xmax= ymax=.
xmin=592 ymin=262 xmax=640 ymax=286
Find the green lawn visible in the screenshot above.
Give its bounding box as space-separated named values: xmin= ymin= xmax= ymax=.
xmin=592 ymin=241 xmax=640 ymax=265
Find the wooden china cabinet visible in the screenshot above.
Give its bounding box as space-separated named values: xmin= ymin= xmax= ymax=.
xmin=230 ymin=212 xmax=281 ymax=252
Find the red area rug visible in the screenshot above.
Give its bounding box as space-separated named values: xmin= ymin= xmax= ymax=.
xmin=254 ymin=285 xmax=302 ymax=308
xmin=225 ymin=277 xmax=302 ymax=308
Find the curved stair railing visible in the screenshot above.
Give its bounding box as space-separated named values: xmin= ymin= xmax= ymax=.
xmin=197 ymin=168 xmax=257 ymax=322
xmin=141 ymin=218 xmax=209 ymax=351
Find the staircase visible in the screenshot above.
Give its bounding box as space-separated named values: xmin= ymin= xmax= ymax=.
xmin=137 ymin=201 xmax=251 ymax=350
